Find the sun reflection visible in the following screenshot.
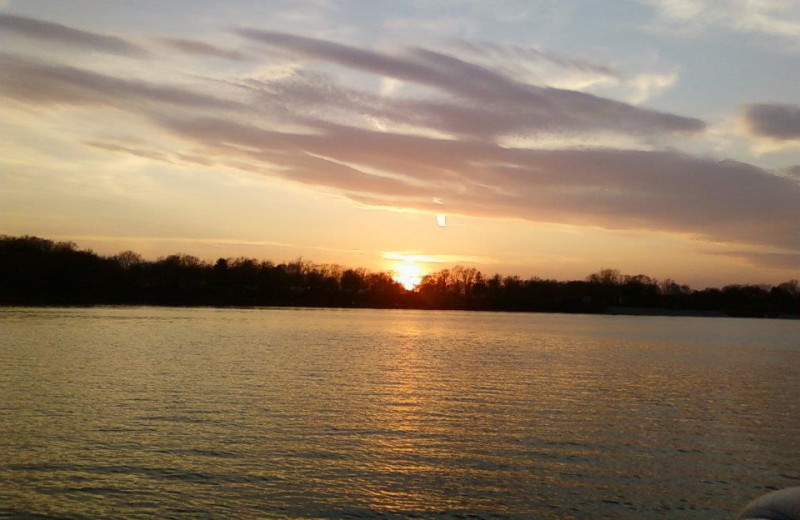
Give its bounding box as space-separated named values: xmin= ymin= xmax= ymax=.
xmin=391 ymin=261 xmax=424 ymax=291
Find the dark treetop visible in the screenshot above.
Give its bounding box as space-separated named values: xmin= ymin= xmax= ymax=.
xmin=1 ymin=235 xmax=798 ymax=317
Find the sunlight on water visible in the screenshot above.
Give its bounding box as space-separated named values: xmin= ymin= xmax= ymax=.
xmin=1 ymin=308 xmax=799 ymax=519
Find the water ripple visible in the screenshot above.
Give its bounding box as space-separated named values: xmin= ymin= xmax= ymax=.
xmin=2 ymin=307 xmax=799 ymax=519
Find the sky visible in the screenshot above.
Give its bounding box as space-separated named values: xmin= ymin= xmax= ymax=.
xmin=1 ymin=0 xmax=799 ymax=288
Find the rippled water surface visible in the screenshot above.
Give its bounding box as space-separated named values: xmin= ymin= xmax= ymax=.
xmin=1 ymin=307 xmax=799 ymax=519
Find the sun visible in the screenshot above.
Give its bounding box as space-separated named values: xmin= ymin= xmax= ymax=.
xmin=391 ymin=261 xmax=424 ymax=291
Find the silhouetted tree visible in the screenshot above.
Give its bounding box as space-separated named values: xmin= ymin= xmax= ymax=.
xmin=1 ymin=235 xmax=798 ymax=317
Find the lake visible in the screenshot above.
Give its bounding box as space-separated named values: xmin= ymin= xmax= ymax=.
xmin=1 ymin=307 xmax=799 ymax=519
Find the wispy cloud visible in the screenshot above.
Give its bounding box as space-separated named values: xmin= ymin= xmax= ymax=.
xmin=708 ymin=250 xmax=800 ymax=270
xmin=421 ymin=40 xmax=678 ymax=105
xmin=382 ymin=251 xmax=498 ymax=265
xmin=641 ymin=0 xmax=800 ymax=41
xmin=151 ymin=114 xmax=800 ymax=251
xmin=626 ymin=71 xmax=678 ymax=104
xmin=48 ymin=234 xmax=368 ymax=258
xmin=157 ymin=38 xmax=247 ymax=61
xmin=449 ymin=38 xmax=621 ymax=78
xmin=1 ymin=16 xmax=797 ymax=264
xmin=236 ymin=29 xmax=704 ymax=137
xmin=0 ymin=12 xmax=148 ymax=56
xmin=0 ymin=53 xmax=243 ymax=111
xmin=85 ymin=141 xmax=177 ymax=164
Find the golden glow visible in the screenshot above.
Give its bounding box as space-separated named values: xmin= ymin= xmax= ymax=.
xmin=391 ymin=261 xmax=424 ymax=291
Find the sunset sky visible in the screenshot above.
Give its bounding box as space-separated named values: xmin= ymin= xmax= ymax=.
xmin=1 ymin=0 xmax=799 ymax=288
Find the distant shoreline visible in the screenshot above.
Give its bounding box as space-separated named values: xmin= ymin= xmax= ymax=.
xmin=2 ymin=235 xmax=799 ymax=319
xmin=3 ymin=303 xmax=799 ymax=320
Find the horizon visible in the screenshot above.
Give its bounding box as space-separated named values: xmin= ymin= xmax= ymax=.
xmin=2 ymin=1 xmax=799 ymax=288
xmin=5 ymin=233 xmax=798 ymax=293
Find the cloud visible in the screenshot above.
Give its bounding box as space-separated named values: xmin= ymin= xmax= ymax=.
xmin=626 ymin=71 xmax=678 ymax=104
xmin=444 ymin=40 xmax=678 ymax=105
xmin=147 ymin=113 xmax=800 ymax=252
xmin=742 ymin=103 xmax=800 ymax=141
xmin=0 ymin=53 xmax=242 ymax=111
xmin=382 ymin=251 xmax=498 ymax=264
xmin=1 ymin=24 xmax=796 ymax=261
xmin=86 ymin=140 xmax=176 ymax=164
xmin=709 ymin=250 xmax=800 ymax=270
xmin=247 ymin=69 xmax=589 ymax=140
xmin=0 ymin=12 xmax=148 ymax=56
xmin=449 ymin=38 xmax=621 ymax=79
xmin=157 ymin=38 xmax=247 ymax=61
xmin=236 ymin=29 xmax=704 ymax=137
xmin=641 ymin=0 xmax=800 ymax=41
xmin=47 ymin=234 xmax=368 ymax=258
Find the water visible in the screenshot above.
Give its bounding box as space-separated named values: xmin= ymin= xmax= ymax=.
xmin=1 ymin=307 xmax=798 ymax=519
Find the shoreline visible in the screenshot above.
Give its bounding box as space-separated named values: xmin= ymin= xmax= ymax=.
xmin=3 ymin=303 xmax=798 ymax=320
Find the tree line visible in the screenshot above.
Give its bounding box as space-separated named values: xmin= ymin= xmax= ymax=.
xmin=1 ymin=235 xmax=798 ymax=317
